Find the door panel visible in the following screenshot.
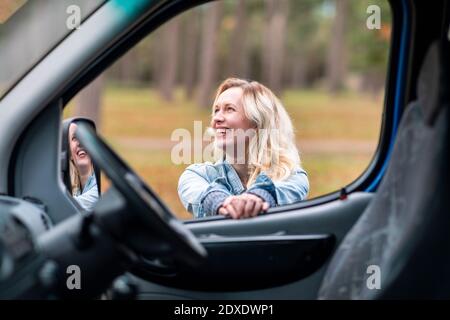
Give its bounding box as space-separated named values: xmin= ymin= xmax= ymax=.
xmin=132 ymin=234 xmax=335 ymax=291
xmin=131 ymin=192 xmax=372 ymax=299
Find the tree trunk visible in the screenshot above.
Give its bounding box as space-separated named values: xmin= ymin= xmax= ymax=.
xmin=74 ymin=75 xmax=104 ymax=130
xmin=182 ymin=10 xmax=199 ymax=100
xmin=197 ymin=1 xmax=223 ymax=109
xmin=326 ymin=0 xmax=349 ymax=93
xmin=262 ymin=0 xmax=289 ymax=94
xmin=226 ymin=0 xmax=248 ymax=78
xmin=290 ymin=51 xmax=307 ymax=89
xmin=119 ymin=49 xmax=137 ymax=85
xmin=159 ymin=18 xmax=180 ymax=101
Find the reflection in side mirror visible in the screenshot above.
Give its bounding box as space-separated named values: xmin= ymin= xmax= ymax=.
xmin=61 ymin=117 xmax=101 ymax=211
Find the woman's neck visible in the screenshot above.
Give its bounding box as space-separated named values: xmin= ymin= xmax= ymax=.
xmin=79 ymin=168 xmax=92 ymax=190
xmin=225 ymin=148 xmax=249 ymax=186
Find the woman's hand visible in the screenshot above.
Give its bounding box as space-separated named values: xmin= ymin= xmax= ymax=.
xmin=218 ymin=194 xmax=269 ymax=219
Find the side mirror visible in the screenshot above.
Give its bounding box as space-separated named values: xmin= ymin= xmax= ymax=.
xmin=61 ymin=117 xmax=102 ymax=199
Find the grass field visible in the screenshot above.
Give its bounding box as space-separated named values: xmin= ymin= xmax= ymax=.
xmin=66 ymin=85 xmax=382 ymax=220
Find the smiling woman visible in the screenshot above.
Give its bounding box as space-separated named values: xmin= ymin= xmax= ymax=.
xmin=177 ymin=78 xmax=309 ymax=219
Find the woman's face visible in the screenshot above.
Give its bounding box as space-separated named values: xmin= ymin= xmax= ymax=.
xmin=211 ymin=87 xmax=255 ymax=153
xmin=69 ymin=123 xmax=92 ymax=171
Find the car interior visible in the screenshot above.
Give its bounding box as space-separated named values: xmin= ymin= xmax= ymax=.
xmin=0 ymin=0 xmax=449 ymax=300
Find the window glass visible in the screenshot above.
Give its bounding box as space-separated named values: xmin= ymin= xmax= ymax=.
xmin=0 ymin=0 xmax=105 ymax=99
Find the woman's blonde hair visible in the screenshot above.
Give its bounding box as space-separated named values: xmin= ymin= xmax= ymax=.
xmin=211 ymin=77 xmax=301 ymax=188
xmin=69 ymin=159 xmax=81 ymax=196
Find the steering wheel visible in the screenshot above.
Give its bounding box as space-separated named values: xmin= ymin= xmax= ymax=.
xmin=75 ymin=122 xmax=207 ymax=268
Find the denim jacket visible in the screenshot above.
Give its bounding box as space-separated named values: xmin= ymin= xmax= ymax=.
xmin=178 ymin=160 xmax=309 ymax=218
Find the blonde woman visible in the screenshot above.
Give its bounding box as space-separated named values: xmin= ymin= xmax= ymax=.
xmin=178 ymin=78 xmax=309 ymax=219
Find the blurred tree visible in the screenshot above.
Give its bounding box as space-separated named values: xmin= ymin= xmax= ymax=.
xmin=159 ymin=18 xmax=180 ymax=101
xmin=197 ymin=1 xmax=223 ymax=108
xmin=117 ymin=49 xmax=137 ymax=85
xmin=285 ymin=0 xmax=320 ymax=89
xmin=74 ymin=75 xmax=104 ymax=129
xmin=100 ymin=0 xmax=391 ymax=99
xmin=347 ymin=0 xmax=391 ymax=96
xmin=136 ymin=38 xmax=154 ymax=83
xmin=262 ymin=0 xmax=289 ymax=94
xmin=326 ymin=0 xmax=349 ymax=93
xmin=182 ymin=10 xmax=200 ymax=100
xmin=226 ymin=0 xmax=249 ymax=78
xmin=152 ymin=29 xmax=165 ymax=88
